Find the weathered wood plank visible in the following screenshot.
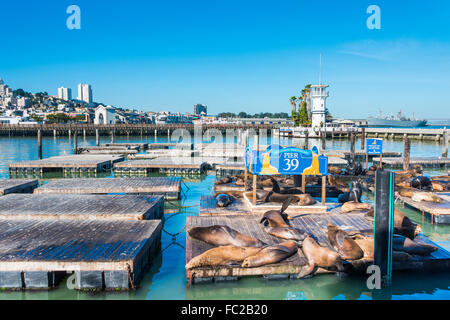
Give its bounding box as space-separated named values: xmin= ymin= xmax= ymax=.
xmin=0 ymin=179 xmax=39 ymax=196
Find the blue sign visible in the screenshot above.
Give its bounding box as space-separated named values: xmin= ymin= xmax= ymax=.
xmin=245 ymin=145 xmax=328 ymax=176
xmin=367 ymin=138 xmax=383 ymax=155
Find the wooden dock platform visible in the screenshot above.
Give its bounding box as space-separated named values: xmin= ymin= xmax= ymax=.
xmin=374 ymin=157 xmax=450 ymax=168
xmin=397 ymin=193 xmax=450 ymax=224
xmin=77 ymin=146 xmax=138 ymax=155
xmin=0 ymin=219 xmax=162 ymax=289
xmin=215 ymin=162 xmax=245 ymax=176
xmin=0 ymin=179 xmax=39 ymax=196
xmin=104 ymin=142 xmax=149 ymax=150
xmin=113 ymin=158 xmax=208 ymax=174
xmin=0 ymin=194 xmax=164 ymax=221
xmin=147 ymin=142 xmax=193 ymax=150
xmin=9 ymin=155 xmax=124 ymax=174
xmin=186 ymin=214 xmax=450 ymax=283
xmin=34 ymin=177 xmax=181 ymax=200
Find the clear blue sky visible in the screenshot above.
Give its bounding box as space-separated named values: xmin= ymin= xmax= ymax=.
xmin=1 ymin=0 xmax=449 ymax=118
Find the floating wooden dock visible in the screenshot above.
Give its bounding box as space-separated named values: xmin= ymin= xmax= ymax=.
xmin=147 ymin=143 xmax=193 ymax=150
xmin=397 ymin=193 xmax=450 ymax=224
xmin=0 ymin=179 xmax=39 ymax=196
xmin=325 ymin=150 xmax=402 ymax=160
xmin=374 ymin=157 xmax=450 ymax=168
xmin=34 ymin=177 xmax=181 ymax=200
xmin=9 ymin=155 xmax=124 ymax=174
xmin=104 ymin=142 xmax=149 ymax=150
xmin=77 ymin=146 xmax=138 ymax=155
xmin=0 ymin=194 xmax=164 ymax=221
xmin=186 ymin=213 xmax=450 ymax=283
xmin=215 ymin=162 xmax=245 ymax=176
xmin=0 ymin=219 xmax=162 ymax=289
xmin=242 ymin=193 xmax=330 ymax=215
xmin=113 ymin=158 xmax=208 ymax=174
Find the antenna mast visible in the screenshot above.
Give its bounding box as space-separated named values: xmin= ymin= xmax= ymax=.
xmin=319 ymin=54 xmax=322 ymax=85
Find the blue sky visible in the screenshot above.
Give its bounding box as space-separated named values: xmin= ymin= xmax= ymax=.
xmin=0 ymin=0 xmax=449 ymax=118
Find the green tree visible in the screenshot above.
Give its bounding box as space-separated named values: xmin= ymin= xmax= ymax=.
xmin=297 ymin=101 xmax=309 ymax=126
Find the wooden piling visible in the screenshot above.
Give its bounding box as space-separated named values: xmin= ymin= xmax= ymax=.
xmin=111 ymin=131 xmax=115 ymax=144
xmin=403 ymin=135 xmax=411 ymax=170
xmin=361 ymin=127 xmax=366 ymax=150
xmin=73 ymin=131 xmax=78 ymax=155
xmin=304 ymin=130 xmax=309 ymax=150
xmin=350 ymin=133 xmax=356 ymax=161
xmin=96 ymin=129 xmax=99 ymax=146
xmin=443 ymin=129 xmax=448 ymax=158
xmin=321 ymin=176 xmax=326 ymax=206
xmin=37 ymin=129 xmax=42 ymax=160
xmin=321 ymin=129 xmax=326 ymax=150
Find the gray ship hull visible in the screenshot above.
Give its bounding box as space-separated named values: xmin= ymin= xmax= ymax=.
xmin=366 ymin=117 xmax=427 ymax=128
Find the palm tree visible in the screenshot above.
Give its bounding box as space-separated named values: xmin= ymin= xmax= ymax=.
xmin=290 ymin=96 xmax=297 ymax=117
xmin=304 ymin=84 xmax=312 ymax=121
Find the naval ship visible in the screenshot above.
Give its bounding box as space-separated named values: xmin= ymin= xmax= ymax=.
xmin=366 ymin=111 xmax=427 ymax=128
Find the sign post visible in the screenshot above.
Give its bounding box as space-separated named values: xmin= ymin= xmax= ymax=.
xmin=366 ymin=138 xmax=383 ymax=168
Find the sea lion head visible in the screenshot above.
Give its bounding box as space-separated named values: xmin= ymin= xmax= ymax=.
xmin=216 ymin=194 xmax=232 ymax=207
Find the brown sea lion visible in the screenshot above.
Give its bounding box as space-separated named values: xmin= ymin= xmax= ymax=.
xmin=411 ymin=192 xmax=442 ymax=203
xmin=328 ymin=166 xmax=342 ymax=175
xmin=327 ymin=224 xmax=364 ymax=261
xmin=244 ymin=190 xmax=312 ymax=205
xmin=260 ymin=198 xmax=291 ymax=227
xmin=396 ymin=180 xmax=412 ymax=189
xmin=431 ymin=175 xmax=450 ymax=181
xmin=297 ymin=236 xmax=343 ymax=278
xmin=341 ymin=201 xmax=372 ymax=213
xmin=398 ymin=187 xmax=414 ymax=198
xmin=264 ymin=226 xmax=308 ymax=243
xmin=241 ymin=241 xmax=298 ymax=268
xmin=353 ymin=236 xmax=373 ymax=259
xmin=432 ymin=181 xmax=448 ymax=191
xmin=393 ymin=235 xmax=438 ymax=256
xmin=216 ymin=194 xmax=234 ymax=207
xmin=188 ymin=225 xmax=265 ymax=247
xmin=213 ymin=191 xmax=245 ymax=198
xmin=297 ymin=193 xmax=316 ymax=206
xmin=393 ymin=209 xmax=422 ymax=239
xmin=186 ymin=246 xmax=263 ymax=269
xmin=215 ymin=176 xmax=232 ymax=185
xmin=270 ymin=177 xmax=304 ymax=195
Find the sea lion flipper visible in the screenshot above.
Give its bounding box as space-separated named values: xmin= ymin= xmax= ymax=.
xmin=280 ymin=197 xmax=292 ymax=213
xmin=270 ymin=177 xmax=281 ymax=193
xmin=297 ymin=263 xmax=317 ymax=279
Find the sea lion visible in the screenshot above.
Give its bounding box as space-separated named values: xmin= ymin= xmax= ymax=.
xmin=215 ymin=176 xmax=232 ymax=185
xmin=328 ymin=166 xmax=343 ymax=175
xmin=297 ymin=193 xmax=316 ymax=206
xmin=411 ymin=192 xmax=442 ymax=203
xmin=338 ymin=181 xmax=362 ymax=203
xmin=411 ymin=176 xmax=432 ymax=190
xmin=393 ymin=235 xmax=438 ymax=256
xmin=431 ymin=175 xmax=450 ymax=181
xmin=393 ymin=209 xmax=422 ymax=239
xmin=188 ymin=225 xmax=265 ymax=247
xmin=398 ymin=187 xmax=414 ymax=198
xmin=264 ymin=226 xmax=308 ymax=243
xmin=244 ymin=190 xmax=314 ymax=205
xmin=213 ymin=191 xmax=245 ymax=198
xmin=432 ymin=181 xmax=448 ymax=192
xmin=186 ymin=246 xmax=263 ymax=269
xmin=396 ymin=180 xmax=412 ymax=189
xmin=297 ymin=236 xmax=343 ymax=278
xmin=327 ymin=224 xmax=364 ymax=260
xmin=260 ymin=198 xmax=291 ymax=227
xmin=341 ymin=201 xmax=372 ymax=213
xmin=270 ymin=177 xmax=303 ymax=195
xmin=216 ymin=194 xmax=234 ymax=207
xmin=344 ymin=161 xmax=363 ymax=176
xmin=241 ymin=241 xmax=298 ymax=268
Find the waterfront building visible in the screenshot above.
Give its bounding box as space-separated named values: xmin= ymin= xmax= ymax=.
xmin=77 ymin=83 xmax=93 ymax=104
xmin=310 ymin=83 xmax=329 ymax=128
xmin=94 ymin=105 xmax=116 ymax=124
xmin=57 ymin=87 xmax=72 ymax=101
xmin=193 ymin=104 xmax=207 ymax=116
xmin=16 ymin=97 xmax=31 ymax=108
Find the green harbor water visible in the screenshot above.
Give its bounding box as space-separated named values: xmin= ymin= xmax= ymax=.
xmin=0 ymin=134 xmax=448 ymax=300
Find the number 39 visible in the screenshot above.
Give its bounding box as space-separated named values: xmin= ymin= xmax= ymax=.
xmin=284 ymin=159 xmax=299 ymax=171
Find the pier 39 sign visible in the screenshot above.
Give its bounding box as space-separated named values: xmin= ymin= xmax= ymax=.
xmin=245 ymin=145 xmax=328 ymax=176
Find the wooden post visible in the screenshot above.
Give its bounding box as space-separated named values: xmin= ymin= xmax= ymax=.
xmin=96 ymin=129 xmax=99 ymax=146
xmin=37 ymin=129 xmax=42 ymax=160
xmin=304 ymin=130 xmax=309 ymax=150
xmin=443 ymin=129 xmax=448 ymax=158
xmin=361 ymin=127 xmax=366 ymax=150
xmin=380 ymin=154 xmax=383 ymax=168
xmin=403 ymin=135 xmax=411 ymax=170
xmin=111 ymin=131 xmax=115 ymax=144
xmin=244 ymin=133 xmax=248 ymax=190
xmin=253 ymin=135 xmax=259 ymax=205
xmin=350 ymin=132 xmax=355 ymax=161
xmin=73 ymin=131 xmax=78 ymax=154
xmin=321 ymin=176 xmax=326 ymax=206
xmin=301 ymin=175 xmax=306 ymax=194
xmin=374 ymin=170 xmax=395 ymax=287
xmin=321 ymin=129 xmax=326 ymax=151
xmin=365 ymin=153 xmax=369 ymax=169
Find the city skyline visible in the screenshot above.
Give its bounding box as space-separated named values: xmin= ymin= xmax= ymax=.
xmin=1 ymin=1 xmax=449 ymax=118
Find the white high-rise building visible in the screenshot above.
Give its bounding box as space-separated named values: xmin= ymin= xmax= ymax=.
xmin=77 ymin=83 xmax=93 ymax=104
xmin=310 ymin=84 xmax=329 ymax=128
xmin=57 ymin=87 xmax=72 ymax=101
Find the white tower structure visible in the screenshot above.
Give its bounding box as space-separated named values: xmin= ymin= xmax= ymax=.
xmin=310 ymin=55 xmax=329 ymax=128
xmin=58 ymin=87 xmax=72 ymax=101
